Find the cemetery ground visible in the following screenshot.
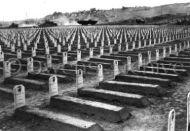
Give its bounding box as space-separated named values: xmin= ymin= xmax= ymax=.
xmin=0 ymin=25 xmax=189 ymax=131
xmin=0 ymin=57 xmax=189 ymax=131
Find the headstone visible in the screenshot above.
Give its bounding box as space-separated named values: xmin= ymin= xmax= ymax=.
xmin=68 ymin=44 xmax=71 ymax=51
xmin=23 ymin=43 xmax=27 ymax=51
xmin=7 ymin=41 xmax=10 ymax=48
xmin=77 ymin=50 xmax=81 ymax=61
xmin=113 ymin=60 xmax=119 ymax=77
xmin=13 ymin=85 xmax=25 ymax=109
xmin=27 ymin=40 xmax=30 ymax=46
xmin=3 ymin=61 xmax=11 ymax=79
xmin=101 ymin=41 xmax=104 ymax=47
xmin=46 ymin=46 xmax=50 ymax=55
xmin=34 ymin=43 xmax=38 ymax=50
xmin=114 ymin=39 xmax=117 ymax=44
xmin=86 ymin=42 xmax=89 ymax=48
xmin=182 ymin=41 xmax=187 ymax=50
xmin=158 ymin=37 xmax=161 ymax=44
xmin=77 ymin=43 xmax=81 ymax=50
xmin=138 ymin=53 xmax=142 ymax=69
xmin=57 ymin=44 xmax=61 ymax=53
xmin=168 ymin=109 xmax=175 ymax=131
xmin=169 ymin=46 xmax=172 ymax=55
xmin=17 ymin=49 xmax=22 ymax=59
xmin=149 ymin=39 xmax=152 ymax=46
xmin=144 ymin=39 xmax=147 ymax=47
xmin=138 ymin=41 xmax=141 ymax=49
xmin=174 ymin=44 xmax=178 ymax=52
xmin=148 ymin=51 xmax=151 ymax=63
xmin=49 ymin=75 xmax=58 ymax=97
xmin=0 ymin=52 xmax=4 ymax=62
xmin=156 ymin=49 xmax=159 ymax=61
xmin=127 ymin=56 xmax=132 ymax=71
xmin=187 ymin=92 xmax=190 ymax=131
xmin=89 ymin=48 xmax=93 ymax=58
xmin=76 ymin=69 xmax=83 ymax=88
xmin=62 ymin=52 xmax=68 ymax=65
xmin=187 ymin=41 xmax=190 ymax=48
xmin=17 ymin=41 xmax=21 ymax=47
xmin=47 ymin=55 xmax=52 ymax=68
xmin=179 ymin=43 xmax=182 ymax=51
xmin=132 ymin=42 xmax=136 ymax=50
xmin=118 ymin=44 xmax=121 ymax=52
xmin=97 ymin=64 xmax=103 ymax=82
xmin=27 ymin=57 xmax=33 ymax=73
xmin=154 ymin=38 xmax=156 ymax=45
xmin=94 ymin=41 xmax=97 ymax=47
xmin=109 ymin=45 xmax=113 ymax=54
xmin=62 ymin=39 xmax=65 ymax=46
xmin=125 ymin=43 xmax=129 ymax=51
xmin=100 ymin=46 xmax=104 ymax=55
xmin=32 ymin=47 xmax=36 ymax=57
xmin=11 ymin=44 xmax=15 ymax=52
xmin=163 ymin=47 xmax=166 ymax=58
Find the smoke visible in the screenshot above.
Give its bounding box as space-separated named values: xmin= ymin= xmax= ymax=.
xmin=53 ymin=16 xmax=79 ymax=25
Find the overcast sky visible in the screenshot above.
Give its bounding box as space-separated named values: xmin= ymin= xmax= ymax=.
xmin=1 ymin=0 xmax=190 ymax=21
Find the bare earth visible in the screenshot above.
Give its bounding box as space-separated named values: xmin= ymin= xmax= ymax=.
xmin=0 ymin=63 xmax=189 ymax=131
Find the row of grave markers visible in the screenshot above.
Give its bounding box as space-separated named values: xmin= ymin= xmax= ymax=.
xmin=3 ymin=39 xmax=189 ymax=80
xmin=2 ymin=26 xmax=190 ymax=56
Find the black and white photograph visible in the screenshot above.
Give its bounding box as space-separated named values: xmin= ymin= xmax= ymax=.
xmin=0 ymin=0 xmax=190 ymax=130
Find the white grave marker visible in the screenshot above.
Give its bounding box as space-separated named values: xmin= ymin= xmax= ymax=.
xmin=113 ymin=60 xmax=119 ymax=77
xmin=13 ymin=85 xmax=25 ymax=109
xmin=163 ymin=47 xmax=166 ymax=58
xmin=132 ymin=42 xmax=136 ymax=50
xmin=138 ymin=53 xmax=142 ymax=69
xmin=169 ymin=46 xmax=172 ymax=55
xmin=109 ymin=45 xmax=113 ymax=54
xmin=187 ymin=92 xmax=190 ymax=131
xmin=89 ymin=48 xmax=93 ymax=58
xmin=23 ymin=43 xmax=27 ymax=51
xmin=127 ymin=56 xmax=132 ymax=71
xmin=47 ymin=55 xmax=52 ymax=68
xmin=148 ymin=51 xmax=151 ymax=64
xmin=17 ymin=49 xmax=22 ymax=59
xmin=77 ymin=50 xmax=81 ymax=61
xmin=49 ymin=75 xmax=58 ymax=97
xmin=125 ymin=43 xmax=129 ymax=51
xmin=168 ymin=109 xmax=175 ymax=131
xmin=46 ymin=46 xmax=50 ymax=55
xmin=32 ymin=48 xmax=36 ymax=57
xmin=0 ymin=52 xmax=4 ymax=62
xmin=3 ymin=61 xmax=11 ymax=79
xmin=156 ymin=49 xmax=159 ymax=61
xmin=68 ymin=44 xmax=71 ymax=51
xmin=27 ymin=57 xmax=33 ymax=73
xmin=97 ymin=64 xmax=103 ymax=82
xmin=11 ymin=44 xmax=15 ymax=52
xmin=57 ymin=44 xmax=61 ymax=53
xmin=100 ymin=46 xmax=104 ymax=55
xmin=94 ymin=41 xmax=97 ymax=47
xmin=138 ymin=41 xmax=142 ymax=49
xmin=76 ymin=69 xmax=83 ymax=88
xmin=118 ymin=44 xmax=121 ymax=52
xmin=62 ymin=52 xmax=68 ymax=65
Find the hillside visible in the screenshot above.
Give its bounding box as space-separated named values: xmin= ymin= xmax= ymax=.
xmin=1 ymin=2 xmax=190 ymax=26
